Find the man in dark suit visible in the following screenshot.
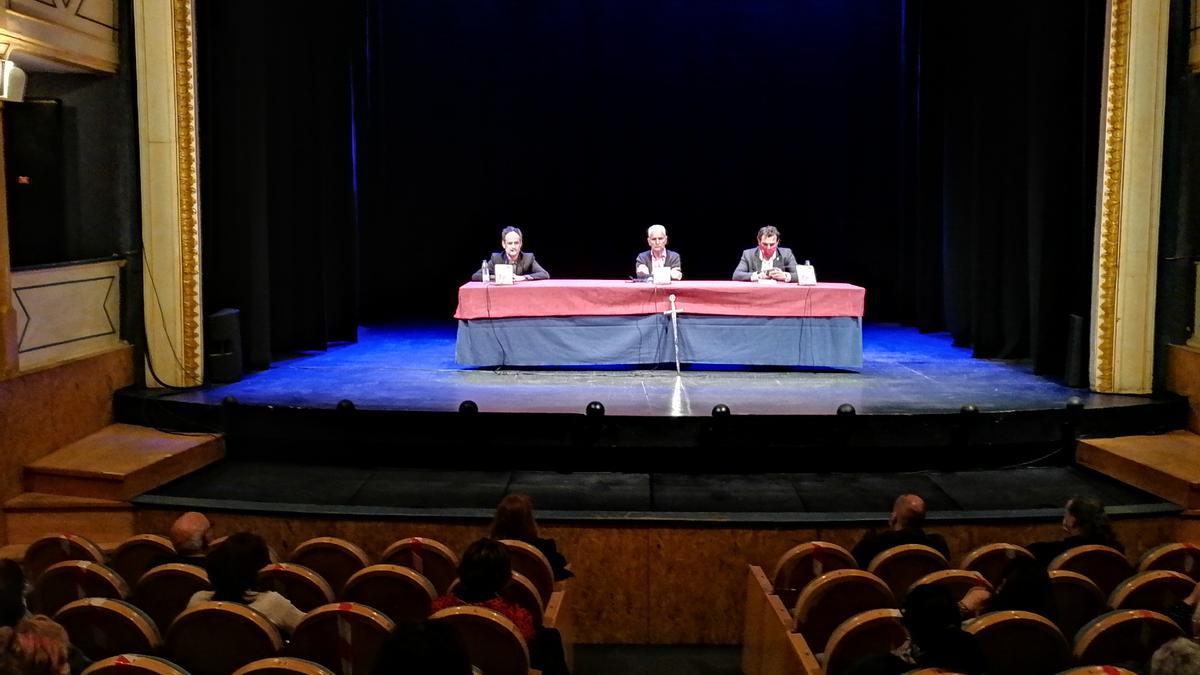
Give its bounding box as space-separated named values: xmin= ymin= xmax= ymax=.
xmin=635 ymin=224 xmax=683 ymax=280
xmin=471 ymin=226 xmax=550 ymax=281
xmin=851 ymin=494 xmax=950 ymax=568
xmin=733 ymin=225 xmax=799 ymax=282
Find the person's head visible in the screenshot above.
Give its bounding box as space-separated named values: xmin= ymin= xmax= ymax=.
xmin=169 ymin=511 xmax=213 ymax=555
xmin=1151 ymin=637 xmax=1200 ymax=675
xmin=372 ymin=620 xmax=473 ymax=675
xmin=206 ymin=532 xmax=271 ymax=602
xmin=756 ymin=225 xmax=781 ymax=258
xmin=647 ymin=224 xmax=668 ymax=254
xmin=1063 ymin=496 xmax=1114 ymax=540
xmin=456 ymin=538 xmax=511 ymax=601
xmin=500 ymin=226 xmax=523 ymax=259
xmin=0 ymin=560 xmax=28 ymax=628
xmin=490 ymin=493 xmax=539 ymax=541
xmin=0 ymin=615 xmax=71 ymax=675
xmin=991 ymin=555 xmax=1052 ymax=615
xmin=889 ymin=494 xmax=927 ymax=530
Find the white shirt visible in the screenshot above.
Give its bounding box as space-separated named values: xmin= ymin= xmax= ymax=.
xmin=752 ymin=250 xmax=791 ymax=282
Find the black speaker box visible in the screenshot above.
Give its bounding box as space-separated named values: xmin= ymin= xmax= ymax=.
xmin=205 ymin=308 xmax=243 ymax=383
xmin=3 ymin=99 xmax=65 ymax=267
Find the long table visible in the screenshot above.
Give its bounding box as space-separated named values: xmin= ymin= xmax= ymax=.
xmin=454 ymin=280 xmax=866 ymax=368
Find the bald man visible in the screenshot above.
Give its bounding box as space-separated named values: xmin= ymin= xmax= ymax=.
xmin=850 ymin=494 xmax=950 ymax=568
xmin=151 ymin=511 xmax=214 ymax=569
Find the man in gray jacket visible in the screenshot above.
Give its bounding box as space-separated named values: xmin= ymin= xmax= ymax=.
xmin=635 ymin=224 xmax=683 ymax=280
xmin=733 ymin=225 xmax=798 ymax=282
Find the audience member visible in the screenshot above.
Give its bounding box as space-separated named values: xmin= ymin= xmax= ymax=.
xmin=0 ymin=561 xmax=88 ymax=674
xmin=188 ymin=532 xmax=304 ymax=634
xmin=371 ymin=620 xmax=473 ymax=675
xmin=1166 ymin=582 xmax=1200 ymax=637
xmin=1151 ymin=637 xmax=1200 ymax=675
xmin=843 ymin=584 xmax=986 ymax=675
xmin=851 ymin=494 xmax=950 ymax=568
xmin=1028 ymin=496 xmax=1124 ymax=567
xmin=959 ymin=555 xmax=1054 ymax=619
xmin=0 ymin=615 xmax=72 ymax=675
xmin=490 ymin=494 xmax=574 ymax=580
xmin=151 ymin=511 xmax=214 ymax=569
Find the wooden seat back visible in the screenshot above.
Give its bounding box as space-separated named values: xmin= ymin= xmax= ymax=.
xmin=35 ymin=560 xmax=130 ymax=616
xmin=960 ymin=543 xmax=1035 ymax=586
xmin=341 ymin=564 xmax=436 ymax=626
xmin=82 ymin=654 xmax=189 ymax=675
xmin=1108 ymin=569 xmax=1196 ymax=613
xmin=112 ymin=535 xmax=176 ymax=586
xmin=964 ymin=610 xmax=1069 ymax=675
xmin=449 ymin=571 xmax=544 ymax=627
xmin=287 ymin=537 xmax=370 ymax=594
xmin=233 ymin=657 xmax=337 ymax=675
xmin=380 ymin=537 xmax=459 ymax=596
xmin=24 ymin=532 xmax=105 ymax=581
xmin=55 ymin=597 xmax=162 ymax=661
xmin=792 ymin=569 xmax=896 ymax=654
xmin=1137 ymin=542 xmax=1200 ymax=580
xmin=907 ymin=569 xmax=991 ymax=600
xmin=770 ymin=541 xmax=856 ymax=607
xmin=1048 ymin=570 xmax=1106 ymax=642
xmin=1048 ymin=545 xmax=1133 ymax=598
xmin=167 ymin=601 xmax=284 ymax=675
xmin=1055 ymin=668 xmax=1138 ymax=675
xmin=431 ymin=605 xmax=530 ymax=675
xmin=1073 ymin=609 xmax=1183 ymax=667
xmin=867 ymin=544 xmax=949 ymax=602
xmin=133 ymin=563 xmax=211 ymax=633
xmin=498 ymin=539 xmax=555 ymax=607
xmin=822 ymin=608 xmax=906 ymax=675
xmin=258 ymin=563 xmax=336 ymax=613
xmin=287 ymin=602 xmax=395 ymax=675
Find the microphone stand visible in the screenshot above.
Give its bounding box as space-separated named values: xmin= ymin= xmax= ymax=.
xmin=663 ymin=293 xmax=681 ymax=373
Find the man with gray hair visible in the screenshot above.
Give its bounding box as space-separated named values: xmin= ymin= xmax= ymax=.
xmin=1151 ymin=637 xmax=1200 ymax=675
xmin=635 ymin=224 xmax=682 ymax=281
xmin=167 ymin=511 xmax=213 ymax=563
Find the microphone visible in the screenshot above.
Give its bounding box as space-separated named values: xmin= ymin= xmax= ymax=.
xmin=669 ymin=294 xmax=677 ymax=302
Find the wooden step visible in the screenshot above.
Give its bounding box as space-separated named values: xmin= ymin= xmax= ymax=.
xmin=3 ymin=493 xmax=134 ymax=544
xmin=1078 ymin=430 xmax=1200 ymax=508
xmin=23 ymin=423 xmax=224 ymax=501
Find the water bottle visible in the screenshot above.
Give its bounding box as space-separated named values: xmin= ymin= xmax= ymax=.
xmin=481 ymin=260 xmax=489 ymax=283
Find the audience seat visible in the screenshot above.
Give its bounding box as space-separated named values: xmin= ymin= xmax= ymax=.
xmin=81 ymin=654 xmax=189 ymax=675
xmin=449 ymin=572 xmax=545 ymax=627
xmin=907 ymin=569 xmax=991 ymax=600
xmin=111 ymin=535 xmax=176 ymax=586
xmin=822 ymin=608 xmax=906 ymax=675
xmin=498 ymin=539 xmax=555 ymax=608
xmin=770 ymin=541 xmax=856 ymax=608
xmin=867 ymin=544 xmax=949 ymax=602
xmin=1055 ymin=668 xmax=1138 ymax=675
xmin=431 ymin=605 xmax=532 ymax=675
xmin=167 ymin=601 xmax=284 ymax=675
xmin=1048 ymin=570 xmax=1106 ymax=642
xmin=1138 ymin=542 xmax=1200 ymax=580
xmin=341 ymin=564 xmax=436 ymax=626
xmin=55 ymin=597 xmax=162 ymax=661
xmin=380 ymin=537 xmax=459 ymax=596
xmin=134 ymin=563 xmax=211 ymax=632
xmin=964 ymin=610 xmax=1069 ymax=675
xmin=287 ymin=602 xmax=395 ymax=675
xmin=24 ymin=532 xmax=106 ymax=581
xmin=1107 ymin=569 xmax=1195 ymax=613
xmin=960 ymin=543 xmax=1035 ymax=586
xmin=1073 ymin=609 xmax=1183 ymax=667
xmin=233 ymin=657 xmax=336 ymax=675
xmin=791 ymin=569 xmax=896 ymax=655
xmin=902 ymin=670 xmax=967 ymax=674
xmin=1048 ymin=545 xmax=1133 ymax=598
xmin=288 ymin=537 xmax=370 ymax=594
xmin=35 ymin=560 xmax=130 ymax=616
xmin=258 ymin=563 xmax=336 ymax=612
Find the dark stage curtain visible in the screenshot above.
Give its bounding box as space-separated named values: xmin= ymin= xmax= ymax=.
xmin=908 ymin=1 xmax=1105 ymax=373
xmin=196 ymin=1 xmax=364 ymax=369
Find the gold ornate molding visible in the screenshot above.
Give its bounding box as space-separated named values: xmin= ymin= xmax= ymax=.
xmin=173 ymin=0 xmax=201 ymax=384
xmin=1093 ymin=0 xmax=1131 ymax=393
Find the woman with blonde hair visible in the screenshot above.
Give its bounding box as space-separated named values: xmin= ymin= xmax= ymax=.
xmin=490 ymin=493 xmax=574 ymax=580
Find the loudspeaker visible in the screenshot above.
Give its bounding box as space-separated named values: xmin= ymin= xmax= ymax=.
xmin=1065 ymin=314 xmax=1087 ymax=388
xmin=3 ymin=99 xmax=65 ymax=267
xmin=205 ymin=308 xmax=243 ymax=383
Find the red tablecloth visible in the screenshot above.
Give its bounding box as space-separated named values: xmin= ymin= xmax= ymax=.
xmin=454 ymin=280 xmax=865 ymax=320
